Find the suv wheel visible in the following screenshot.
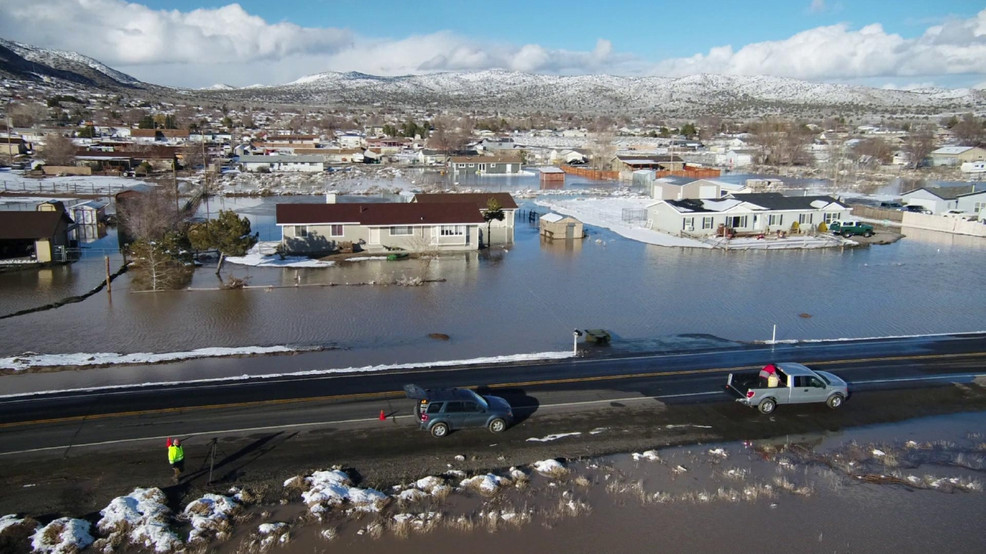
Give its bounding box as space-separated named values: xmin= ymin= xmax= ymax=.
xmin=863 ymin=230 xmax=873 ymax=237
xmin=826 ymin=394 xmax=844 ymax=409
xmin=488 ymin=418 xmax=507 ymax=433
xmin=430 ymin=422 xmax=449 ymax=437
xmin=758 ymin=398 xmax=776 ymax=414
xmin=843 ymin=231 xmax=853 ymax=238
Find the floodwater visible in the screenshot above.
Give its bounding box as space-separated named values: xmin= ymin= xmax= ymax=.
xmin=218 ymin=411 xmax=986 ymax=554
xmin=2 ymin=177 xmax=986 ymax=377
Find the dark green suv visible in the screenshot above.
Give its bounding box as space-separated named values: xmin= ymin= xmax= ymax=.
xmin=829 ymin=220 xmax=874 ymax=238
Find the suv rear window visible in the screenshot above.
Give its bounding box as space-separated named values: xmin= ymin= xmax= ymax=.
xmin=425 ymin=402 xmax=443 ymax=414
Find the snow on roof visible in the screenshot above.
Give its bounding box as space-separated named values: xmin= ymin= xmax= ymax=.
xmin=931 ymin=146 xmax=973 ymax=155
xmin=540 ymin=213 xmax=564 ymax=223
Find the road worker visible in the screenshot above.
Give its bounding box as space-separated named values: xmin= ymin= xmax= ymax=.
xmin=168 ymin=438 xmax=185 ymax=482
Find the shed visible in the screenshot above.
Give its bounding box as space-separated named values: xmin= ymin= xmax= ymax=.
xmin=540 ymin=213 xmax=584 ymax=240
xmin=539 ymin=166 xmax=565 ymax=189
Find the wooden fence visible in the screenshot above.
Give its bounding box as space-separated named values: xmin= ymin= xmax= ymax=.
xmin=560 ymin=165 xmax=620 ymax=181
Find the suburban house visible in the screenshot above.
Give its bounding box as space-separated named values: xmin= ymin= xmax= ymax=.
xmin=449 ymin=154 xmax=524 ymax=176
xmin=237 ymin=154 xmax=327 ymax=172
xmin=612 ymin=154 xmax=685 ymax=178
xmin=276 ymin=202 xmax=484 ymax=255
xmin=412 ymin=192 xmax=518 ymax=246
xmin=955 ymin=189 xmax=986 ymax=217
xmin=902 ymin=185 xmax=984 ymax=214
xmin=928 ymin=146 xmax=986 ymax=167
xmin=647 ymin=193 xmax=849 ymax=237
xmin=540 ymin=213 xmax=584 ymax=241
xmin=131 ymin=129 xmax=190 ymax=144
xmin=0 ymin=207 xmax=74 ymax=264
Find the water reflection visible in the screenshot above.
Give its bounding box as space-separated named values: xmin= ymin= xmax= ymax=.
xmin=2 ymin=195 xmax=985 ymax=368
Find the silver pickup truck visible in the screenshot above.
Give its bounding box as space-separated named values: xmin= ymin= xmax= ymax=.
xmin=726 ymin=362 xmax=849 ymax=414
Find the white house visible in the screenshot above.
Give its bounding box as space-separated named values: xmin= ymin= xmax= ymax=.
xmin=955 ymin=188 xmax=986 ymax=217
xmin=901 ymin=186 xmax=978 ymax=214
xmin=647 ymin=193 xmax=849 ymax=237
xmin=238 ymin=154 xmax=327 ymax=173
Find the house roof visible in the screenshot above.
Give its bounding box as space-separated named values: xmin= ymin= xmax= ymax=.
xmin=931 ymin=146 xmax=974 ymax=155
xmin=901 ymin=186 xmax=977 ymax=200
xmin=730 ymin=192 xmax=844 ymax=210
xmin=449 ymin=154 xmax=522 ymax=164
xmin=0 ymin=211 xmax=72 ymax=240
xmin=238 ymin=155 xmax=327 ymax=163
xmin=276 ymin=203 xmax=485 ymax=226
xmin=413 ymin=192 xmax=518 ymax=210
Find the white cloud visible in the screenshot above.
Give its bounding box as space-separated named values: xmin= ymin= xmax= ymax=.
xmin=652 ymin=9 xmax=986 ymax=83
xmin=0 ymin=1 xmax=983 ymax=89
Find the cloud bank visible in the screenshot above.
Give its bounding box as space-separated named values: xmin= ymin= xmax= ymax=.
xmin=0 ymin=1 xmax=983 ymax=89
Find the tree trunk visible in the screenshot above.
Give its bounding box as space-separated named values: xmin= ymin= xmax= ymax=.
xmin=215 ymin=251 xmax=225 ymax=275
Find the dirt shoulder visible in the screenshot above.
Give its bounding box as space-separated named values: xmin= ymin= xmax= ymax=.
xmin=3 ymin=381 xmax=986 ymax=520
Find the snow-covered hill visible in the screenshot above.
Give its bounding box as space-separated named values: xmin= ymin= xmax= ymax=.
xmin=0 ymin=38 xmax=146 ymax=89
xmin=216 ymin=69 xmax=986 ymax=118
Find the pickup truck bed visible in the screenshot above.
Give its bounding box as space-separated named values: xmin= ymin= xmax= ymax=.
xmin=727 ymin=363 xmax=849 ymax=414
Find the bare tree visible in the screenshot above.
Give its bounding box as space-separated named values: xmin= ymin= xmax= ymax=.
xmin=951 ymin=113 xmax=984 ymax=146
xmin=428 ymin=115 xmax=472 ymax=158
xmin=9 ymin=102 xmax=47 ymax=128
xmin=117 ymin=188 xmax=181 ymax=243
xmin=42 ymin=132 xmax=77 ymax=166
xmin=852 ymin=137 xmax=892 ymax=164
xmin=904 ymin=124 xmax=936 ymax=169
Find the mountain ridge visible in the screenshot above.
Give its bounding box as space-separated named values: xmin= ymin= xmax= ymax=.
xmin=2 ymin=37 xmax=983 ymax=118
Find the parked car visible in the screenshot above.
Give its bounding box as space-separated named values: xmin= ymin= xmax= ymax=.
xmin=404 ymin=384 xmax=513 ymax=437
xmin=828 ymin=220 xmax=874 ymax=237
xmin=901 ymin=205 xmax=932 ymax=214
xmin=943 ymin=210 xmax=975 ymax=220
xmin=726 ymin=362 xmax=849 ymax=414
xmin=879 ymin=201 xmax=904 ymax=209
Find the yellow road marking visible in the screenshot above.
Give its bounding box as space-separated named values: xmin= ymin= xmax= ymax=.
xmin=3 ymin=351 xmax=984 ymax=428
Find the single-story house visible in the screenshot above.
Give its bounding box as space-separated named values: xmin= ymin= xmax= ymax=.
xmin=276 ymin=202 xmax=484 ymax=255
xmin=238 ymin=154 xmax=327 ymax=173
xmin=540 ymin=213 xmax=584 ymax=240
xmin=611 ymin=154 xmax=685 ymax=178
xmin=955 ymin=188 xmax=986 ymax=217
xmin=647 ymin=193 xmax=849 ymax=237
xmin=449 ymin=155 xmax=524 ymax=176
xmin=412 ymin=192 xmax=518 ymax=246
xmin=901 ymin=186 xmax=981 ymax=214
xmin=0 ymin=209 xmax=74 ymax=263
xmin=714 ymin=149 xmax=755 ymax=169
xmin=928 ymin=146 xmax=986 ymax=167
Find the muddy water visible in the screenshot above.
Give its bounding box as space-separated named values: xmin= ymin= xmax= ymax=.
xmin=2 ymin=192 xmax=986 ymax=373
xmin=211 ymin=411 xmax=986 ymax=554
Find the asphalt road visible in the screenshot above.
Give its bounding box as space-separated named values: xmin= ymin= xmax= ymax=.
xmin=2 ymin=333 xmax=986 ymax=517
xmin=2 ymin=332 xmax=985 ymax=453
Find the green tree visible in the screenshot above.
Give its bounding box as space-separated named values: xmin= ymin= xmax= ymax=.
xmin=77 ymin=125 xmax=95 ymax=138
xmin=126 ymin=232 xmax=194 ymax=291
xmin=137 ymin=115 xmax=155 ymax=129
xmin=482 ymin=197 xmax=505 ymax=248
xmin=187 ymin=209 xmax=258 ymax=275
xmin=680 ymin=122 xmax=697 ymax=138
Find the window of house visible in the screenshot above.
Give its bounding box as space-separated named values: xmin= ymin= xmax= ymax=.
xmin=440 ymin=225 xmax=464 ymax=236
xmin=728 ymin=215 xmax=749 ymax=228
xmin=768 ymin=214 xmax=783 ymax=226
xmin=824 ymin=212 xmax=839 ymax=223
xmin=457 ymin=163 xmax=465 ymax=168
xmin=975 ymin=202 xmax=985 ymax=213
xmin=294 ymin=225 xmax=308 ymax=237
xmin=702 ymin=216 xmax=714 ymax=229
xmin=390 ymin=226 xmax=413 ymax=236
xmin=799 ymin=213 xmax=813 ymax=224
xmin=329 ymin=224 xmax=343 ymax=237
xmin=682 ymin=217 xmax=695 ymax=230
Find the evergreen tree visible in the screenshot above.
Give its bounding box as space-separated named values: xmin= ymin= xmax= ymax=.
xmin=188 ymin=210 xmax=258 ymax=275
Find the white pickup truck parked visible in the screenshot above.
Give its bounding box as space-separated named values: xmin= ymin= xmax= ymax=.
xmin=726 ymin=362 xmax=849 ymax=414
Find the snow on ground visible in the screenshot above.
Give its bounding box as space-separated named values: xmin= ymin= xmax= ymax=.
xmin=294 ymin=470 xmax=388 ymax=516
xmin=459 ymin=473 xmax=510 ymax=495
xmin=31 ymin=517 xmax=94 ymax=553
xmin=97 ymin=487 xmax=181 ymax=553
xmin=184 ymin=494 xmax=241 ymax=544
xmin=526 ymin=432 xmax=582 ymax=442
xmin=534 ymin=194 xmax=850 ymax=250
xmin=225 ymin=242 xmax=335 ymax=268
xmin=2 ymin=350 xmax=575 ymax=397
xmin=532 ymin=459 xmax=569 ymax=478
xmin=534 ymin=196 xmax=709 ymax=248
xmin=0 ymin=345 xmax=301 ymax=372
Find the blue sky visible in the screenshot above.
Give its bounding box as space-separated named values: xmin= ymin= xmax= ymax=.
xmin=1 ymin=0 xmax=984 ymax=89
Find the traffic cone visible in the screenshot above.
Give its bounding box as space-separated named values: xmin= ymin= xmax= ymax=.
xmin=379 ymin=410 xmax=386 ymax=421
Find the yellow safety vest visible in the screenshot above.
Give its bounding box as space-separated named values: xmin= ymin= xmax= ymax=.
xmin=168 ymin=445 xmax=184 ymax=464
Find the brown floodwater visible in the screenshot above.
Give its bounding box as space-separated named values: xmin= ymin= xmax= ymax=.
xmin=213 ymin=411 xmax=986 ymax=554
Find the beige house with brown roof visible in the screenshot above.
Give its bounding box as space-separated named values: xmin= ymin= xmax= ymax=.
xmin=276 ymin=202 xmax=484 ymax=255
xmin=413 ymin=192 xmax=517 ymax=245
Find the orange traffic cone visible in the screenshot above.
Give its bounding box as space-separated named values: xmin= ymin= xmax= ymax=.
xmin=379 ymin=410 xmax=386 ymax=421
